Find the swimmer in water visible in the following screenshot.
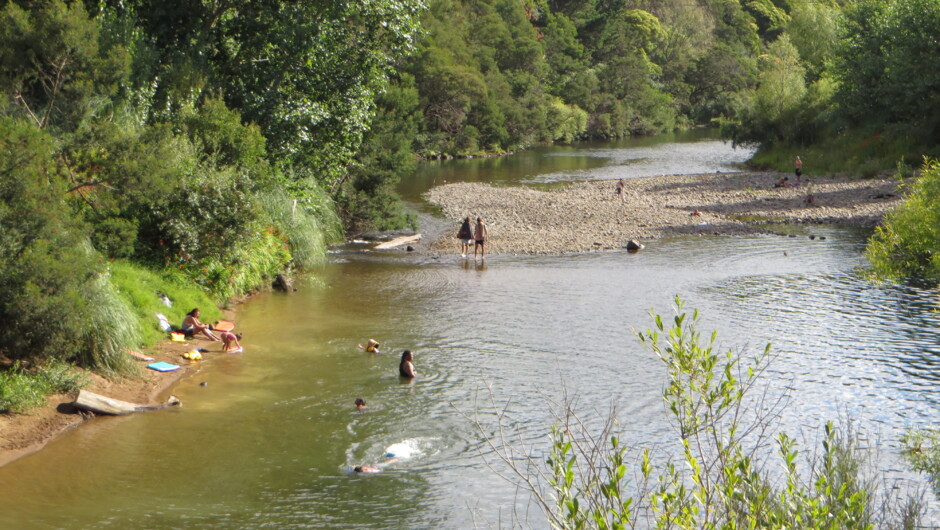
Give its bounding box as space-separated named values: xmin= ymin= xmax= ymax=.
xmin=355 ymin=398 xmax=366 ymax=411
xmin=352 ymin=457 xmax=399 ymax=474
xmin=399 ymin=350 xmax=416 ymax=379
xmin=357 ymin=339 xmax=381 ymax=353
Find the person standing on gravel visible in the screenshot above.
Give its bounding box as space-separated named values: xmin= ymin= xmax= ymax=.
xmin=615 ymin=179 xmax=625 ymax=201
xmin=457 ymin=216 xmax=473 ymax=258
xmin=473 ymin=217 xmax=488 ymax=261
xmin=794 ymin=156 xmax=803 ymax=185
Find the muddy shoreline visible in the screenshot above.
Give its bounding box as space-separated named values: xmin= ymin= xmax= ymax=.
xmin=0 ymin=307 xmax=243 ymax=469
xmin=424 ymin=172 xmax=903 ymax=255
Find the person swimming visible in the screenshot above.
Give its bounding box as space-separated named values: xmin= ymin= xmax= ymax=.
xmin=355 ymin=398 xmax=366 ymax=411
xmin=352 ymin=457 xmax=399 ymax=474
xmin=357 ymin=339 xmax=381 ymax=353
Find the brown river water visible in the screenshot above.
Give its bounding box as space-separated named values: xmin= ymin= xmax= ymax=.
xmin=3 ymin=131 xmax=940 ymax=528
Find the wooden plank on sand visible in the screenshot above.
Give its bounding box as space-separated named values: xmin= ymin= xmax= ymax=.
xmin=374 ymin=234 xmax=421 ymax=250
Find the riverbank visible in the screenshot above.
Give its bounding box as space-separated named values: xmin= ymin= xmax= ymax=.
xmin=425 ymin=172 xmax=905 ymax=254
xmin=0 ymin=327 xmax=236 ymax=468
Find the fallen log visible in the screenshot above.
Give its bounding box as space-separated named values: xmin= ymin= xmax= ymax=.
xmin=374 ymin=233 xmax=421 ymax=250
xmin=73 ymin=390 xmax=181 ymax=416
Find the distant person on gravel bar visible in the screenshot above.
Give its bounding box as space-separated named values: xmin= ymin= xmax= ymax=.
xmin=615 ymin=178 xmax=625 ymax=201
xmin=473 ymin=217 xmax=488 ymax=261
xmin=182 ymin=308 xmax=219 ymax=341
xmin=794 ymin=156 xmax=803 ymax=185
xmin=457 ymin=216 xmax=473 ymax=258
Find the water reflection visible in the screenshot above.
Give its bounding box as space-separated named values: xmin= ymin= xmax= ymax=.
xmin=402 ymin=129 xmax=755 ymax=201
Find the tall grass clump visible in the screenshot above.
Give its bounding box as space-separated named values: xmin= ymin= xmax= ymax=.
xmin=258 ymin=188 xmax=342 ymax=269
xmin=867 ymin=157 xmax=940 ymax=284
xmin=109 ymin=261 xmax=221 ymax=345
xmin=0 ymin=362 xmax=89 ymax=414
xmin=472 ymin=297 xmax=924 ymax=528
xmin=74 ymin=273 xmax=139 ymax=375
xmin=188 ymin=227 xmax=291 ymax=304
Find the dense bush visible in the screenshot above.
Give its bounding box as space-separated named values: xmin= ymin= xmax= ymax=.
xmin=866 ymin=158 xmax=940 ymax=282
xmin=0 ymin=117 xmax=132 ymax=372
xmin=0 ymin=1 xmax=406 ymax=370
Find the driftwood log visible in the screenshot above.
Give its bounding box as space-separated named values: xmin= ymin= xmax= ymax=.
xmin=73 ymin=390 xmax=181 ymax=416
xmin=374 ymin=233 xmax=421 ymax=250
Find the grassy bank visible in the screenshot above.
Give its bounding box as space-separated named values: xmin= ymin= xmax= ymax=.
xmin=0 ymin=362 xmax=88 ymax=414
xmin=109 ymin=261 xmax=223 ymax=347
xmin=747 ymin=130 xmax=931 ymax=178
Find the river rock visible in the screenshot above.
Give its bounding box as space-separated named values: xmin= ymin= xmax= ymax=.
xmin=626 ymin=240 xmax=644 ymax=251
xmin=273 ymin=273 xmax=294 ymax=292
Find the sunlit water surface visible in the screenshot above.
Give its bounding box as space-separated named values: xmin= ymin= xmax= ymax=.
xmin=3 ymin=133 xmax=940 ymax=529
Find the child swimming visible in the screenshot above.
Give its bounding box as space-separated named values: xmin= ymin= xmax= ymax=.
xmin=357 ymin=339 xmax=381 ymax=353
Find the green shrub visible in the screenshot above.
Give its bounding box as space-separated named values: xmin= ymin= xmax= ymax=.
xmin=0 ymin=117 xmax=135 ymax=372
xmin=903 ymin=428 xmax=940 ymax=498
xmin=867 ymin=157 xmax=940 ymax=283
xmin=479 ymin=298 xmax=924 ymax=528
xmin=0 ymin=362 xmax=89 ymax=414
xmin=181 ymin=228 xmax=292 ymax=303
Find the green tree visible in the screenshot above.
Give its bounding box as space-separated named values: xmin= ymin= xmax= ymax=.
xmin=787 ymin=0 xmax=840 ymax=83
xmin=0 ymin=0 xmax=128 ymax=131
xmin=89 ymin=0 xmax=426 ymax=192
xmin=0 ymin=117 xmax=135 ymax=371
xmin=836 ymin=0 xmax=940 ymax=138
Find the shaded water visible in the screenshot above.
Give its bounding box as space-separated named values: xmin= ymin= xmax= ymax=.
xmin=3 ymin=133 xmax=940 ymax=529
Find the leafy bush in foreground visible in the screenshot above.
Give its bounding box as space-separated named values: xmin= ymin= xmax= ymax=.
xmin=476 ymin=298 xmax=923 ymax=529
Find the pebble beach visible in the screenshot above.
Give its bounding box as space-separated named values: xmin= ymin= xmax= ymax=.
xmin=424 ymin=172 xmax=904 ymax=255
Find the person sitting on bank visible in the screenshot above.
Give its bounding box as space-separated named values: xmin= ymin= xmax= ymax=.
xmin=774 ymin=176 xmax=790 ymax=188
xmin=358 ymin=339 xmax=381 ymax=353
xmin=182 ymin=308 xmax=219 ymax=341
xmin=399 ymin=350 xmax=416 ymax=379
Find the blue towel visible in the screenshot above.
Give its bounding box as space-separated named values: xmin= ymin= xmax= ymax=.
xmin=147 ymin=361 xmax=180 ymax=372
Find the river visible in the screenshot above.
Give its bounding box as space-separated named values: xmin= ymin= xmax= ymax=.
xmin=2 ymin=130 xmax=940 ymax=529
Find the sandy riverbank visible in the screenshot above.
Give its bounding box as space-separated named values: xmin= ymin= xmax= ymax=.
xmin=0 ymin=317 xmax=240 ymax=469
xmin=425 ymin=172 xmax=904 ymax=254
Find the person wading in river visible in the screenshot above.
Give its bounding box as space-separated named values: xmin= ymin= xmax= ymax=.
xmin=456 ymin=216 xmax=473 ymax=258
xmin=473 ymin=217 xmax=488 ymax=262
xmin=399 ymin=350 xmax=416 ymax=379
